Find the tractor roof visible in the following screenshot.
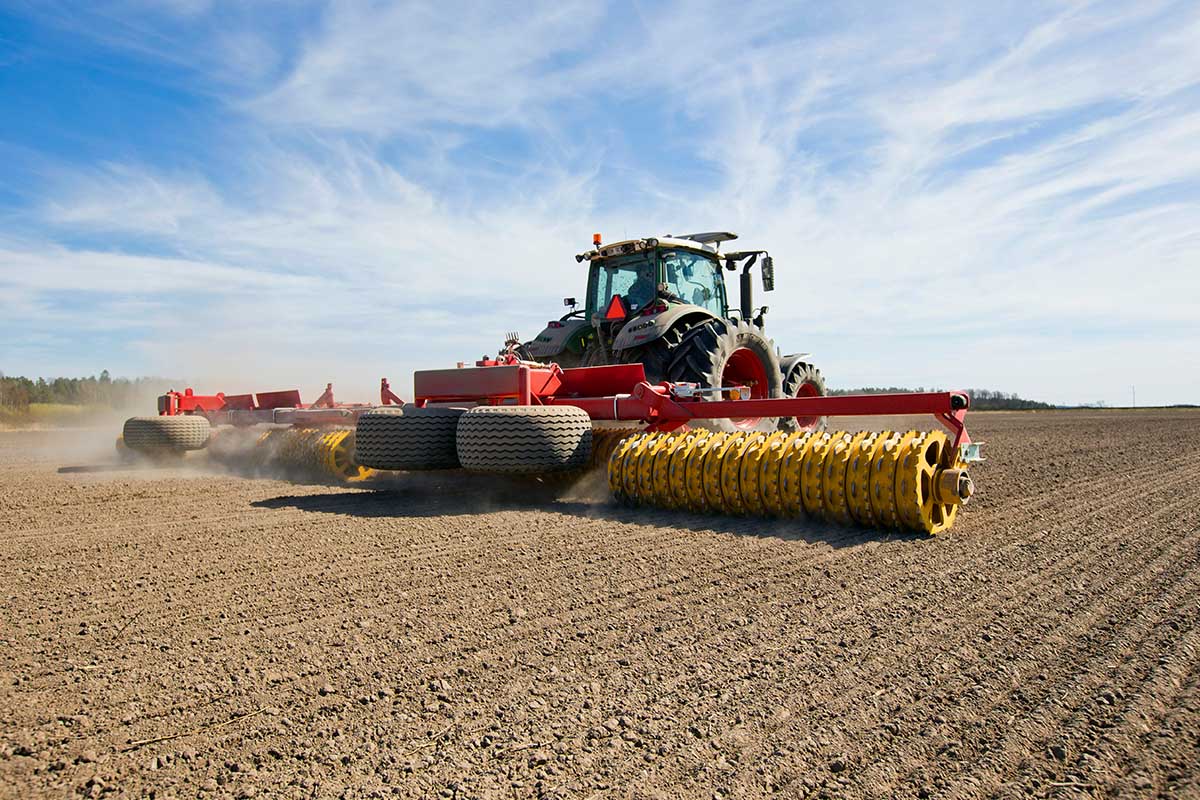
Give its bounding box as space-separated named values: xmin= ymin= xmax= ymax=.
xmin=578 ymin=231 xmax=738 ymax=262
xmin=669 ymin=231 xmax=738 ymax=246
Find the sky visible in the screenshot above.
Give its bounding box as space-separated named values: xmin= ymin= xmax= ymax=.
xmin=0 ymin=0 xmax=1198 ymax=407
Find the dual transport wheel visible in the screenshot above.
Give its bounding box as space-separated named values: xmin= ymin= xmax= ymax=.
xmin=355 ymin=404 xmax=593 ymax=475
xmin=356 ymin=406 xmax=462 ymax=470
xmin=121 ymin=415 xmax=211 ymax=455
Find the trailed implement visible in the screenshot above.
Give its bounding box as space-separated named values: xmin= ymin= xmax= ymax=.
xmin=118 ymin=230 xmax=981 ymax=533
xmin=123 ymin=360 xmax=980 ymax=534
xmin=120 ymin=383 xmax=386 ymax=482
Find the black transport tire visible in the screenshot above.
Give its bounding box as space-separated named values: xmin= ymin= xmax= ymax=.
xmin=456 ymin=406 xmax=593 ymax=474
xmin=665 ymin=319 xmax=784 ymax=433
xmin=122 ymin=415 xmax=210 ymax=451
xmin=779 ymin=361 xmax=828 ymax=433
xmin=354 ymin=405 xmax=464 ymax=470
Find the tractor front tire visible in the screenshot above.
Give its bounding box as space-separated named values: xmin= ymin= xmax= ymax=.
xmin=666 ymin=319 xmax=783 ymax=433
xmin=122 ymin=416 xmax=211 ymax=452
xmin=456 ymin=406 xmax=593 ymax=474
xmin=355 ymin=406 xmax=463 ymax=470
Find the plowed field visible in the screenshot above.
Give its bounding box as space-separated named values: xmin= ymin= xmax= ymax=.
xmin=2 ymin=409 xmax=1197 ymax=799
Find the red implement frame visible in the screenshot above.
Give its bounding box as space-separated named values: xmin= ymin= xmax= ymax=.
xmin=156 ymin=382 xmax=392 ymax=428
xmin=413 ymin=362 xmax=972 ymax=451
xmin=153 ymin=362 xmax=972 ymax=453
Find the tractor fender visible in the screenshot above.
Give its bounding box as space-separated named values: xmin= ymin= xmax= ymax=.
xmin=526 ymin=318 xmax=592 ymax=359
xmin=611 ymin=305 xmax=717 ymax=352
xmin=779 ymin=352 xmax=814 ymax=375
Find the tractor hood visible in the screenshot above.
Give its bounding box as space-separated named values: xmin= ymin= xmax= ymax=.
xmin=526 ymin=317 xmax=591 ymax=358
xmin=611 ymin=303 xmax=717 ymax=352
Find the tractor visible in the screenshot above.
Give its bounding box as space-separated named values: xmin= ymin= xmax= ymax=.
xmin=515 ymin=232 xmax=826 ymax=433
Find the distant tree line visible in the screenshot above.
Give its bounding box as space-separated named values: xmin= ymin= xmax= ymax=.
xmin=0 ymin=371 xmax=173 ymax=411
xmin=831 ymin=386 xmax=1055 ymax=410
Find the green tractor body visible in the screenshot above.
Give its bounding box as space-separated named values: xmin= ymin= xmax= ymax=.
xmin=518 ymin=232 xmax=826 ymax=432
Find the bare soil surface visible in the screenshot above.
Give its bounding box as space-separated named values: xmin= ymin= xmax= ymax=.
xmin=1 ymin=410 xmax=1198 ymax=799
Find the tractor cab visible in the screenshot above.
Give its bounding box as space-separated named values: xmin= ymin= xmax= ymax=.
xmin=584 ymin=239 xmax=728 ymax=321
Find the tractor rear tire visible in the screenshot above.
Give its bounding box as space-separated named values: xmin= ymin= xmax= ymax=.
xmin=616 ymin=322 xmax=690 ymax=383
xmin=665 ymin=319 xmax=783 ymax=433
xmin=456 ymin=406 xmax=593 ymax=474
xmin=122 ymin=416 xmax=211 ymax=452
xmin=779 ymin=361 xmax=828 ymax=433
xmin=355 ymin=405 xmax=463 ymax=470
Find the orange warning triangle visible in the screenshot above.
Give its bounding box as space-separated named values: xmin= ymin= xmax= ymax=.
xmin=603 ymin=294 xmax=629 ymax=320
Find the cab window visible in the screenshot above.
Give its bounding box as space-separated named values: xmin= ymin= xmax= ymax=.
xmin=587 ymin=254 xmax=657 ymax=317
xmin=661 ymin=251 xmax=724 ymax=315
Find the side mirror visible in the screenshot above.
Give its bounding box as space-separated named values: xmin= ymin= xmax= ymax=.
xmin=761 ymin=256 xmax=775 ymax=292
xmin=563 ymin=297 xmax=577 ymax=308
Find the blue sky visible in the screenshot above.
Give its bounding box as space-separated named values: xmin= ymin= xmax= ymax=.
xmin=1 ymin=0 xmax=1198 ymax=406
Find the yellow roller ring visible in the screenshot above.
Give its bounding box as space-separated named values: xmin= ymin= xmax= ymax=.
xmin=894 ymin=433 xmax=931 ymax=530
xmin=897 ymin=430 xmax=957 ymax=534
xmin=588 ymin=430 xmax=611 ymax=471
xmin=618 ymin=432 xmax=645 ymax=501
xmin=927 ymin=443 xmax=965 ymax=535
xmin=589 ymin=430 xmax=607 ymax=469
xmin=846 ymin=431 xmax=887 ymax=526
xmin=780 ymin=432 xmax=822 ymax=517
xmin=296 ymin=429 xmax=321 ymax=467
xmin=592 ymin=429 xmax=639 ymax=472
xmin=871 ymin=431 xmax=918 ymax=529
xmin=326 ymin=430 xmax=347 ymax=478
xmin=684 ymin=432 xmax=720 ymax=512
xmin=622 ymin=433 xmax=655 ymax=502
xmin=650 ymin=433 xmax=683 ymax=508
xmin=822 ymin=431 xmax=872 ymax=526
xmin=608 ymin=435 xmax=640 ymax=501
xmin=702 ymin=433 xmax=739 ymax=512
xmin=739 ymin=432 xmax=783 ymax=516
xmin=758 ymin=431 xmax=802 ymax=517
xmin=921 ymin=432 xmax=963 ymax=535
xmin=637 ymin=433 xmax=670 ymax=502
xmin=299 ymin=429 xmax=322 ymax=471
xmin=318 ymin=429 xmax=341 ymax=476
xmin=275 ymin=428 xmax=298 ymax=465
xmin=324 ymin=429 xmax=371 ymax=481
xmin=339 ymin=430 xmax=374 ymax=482
xmin=894 ymin=432 xmax=930 ymax=530
xmin=802 ymin=432 xmax=846 ymax=519
xmin=669 ymin=431 xmax=709 ymax=509
xmin=720 ymin=433 xmax=761 ymax=515
xmin=603 ymin=430 xmax=629 ymax=470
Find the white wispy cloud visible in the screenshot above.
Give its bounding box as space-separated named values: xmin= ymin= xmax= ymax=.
xmin=250 ymin=1 xmax=606 ymax=131
xmin=4 ymin=0 xmax=1199 ymax=405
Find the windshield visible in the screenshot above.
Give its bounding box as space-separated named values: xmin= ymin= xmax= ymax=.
xmin=660 ymin=250 xmax=725 ymax=315
xmin=586 ymin=253 xmax=657 ymax=318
